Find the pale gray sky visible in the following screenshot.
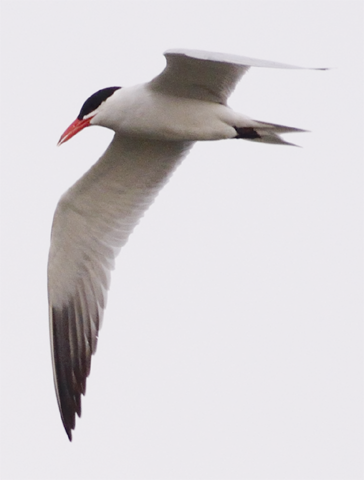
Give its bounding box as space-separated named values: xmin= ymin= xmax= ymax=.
xmin=1 ymin=1 xmax=363 ymax=479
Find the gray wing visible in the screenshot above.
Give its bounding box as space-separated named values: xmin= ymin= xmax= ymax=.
xmin=48 ymin=135 xmax=192 ymax=440
xmin=149 ymin=48 xmax=310 ymax=104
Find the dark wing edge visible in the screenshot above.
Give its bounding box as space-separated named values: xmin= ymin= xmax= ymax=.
xmin=49 ymin=287 xmax=101 ymax=441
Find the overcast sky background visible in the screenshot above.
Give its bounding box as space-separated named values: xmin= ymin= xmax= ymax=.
xmin=1 ymin=1 xmax=363 ymax=479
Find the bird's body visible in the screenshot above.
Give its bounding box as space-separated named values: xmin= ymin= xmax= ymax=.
xmin=49 ymin=48 xmax=324 ymax=440
xmin=96 ymin=85 xmax=237 ymax=140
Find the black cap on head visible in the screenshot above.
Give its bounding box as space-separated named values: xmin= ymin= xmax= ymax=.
xmin=77 ymin=87 xmax=121 ymax=120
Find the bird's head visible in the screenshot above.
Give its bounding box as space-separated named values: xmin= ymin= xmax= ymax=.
xmin=57 ymin=86 xmax=121 ymax=145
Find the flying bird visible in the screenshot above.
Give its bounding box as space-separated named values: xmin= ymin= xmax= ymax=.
xmin=49 ymin=48 xmax=325 ymax=440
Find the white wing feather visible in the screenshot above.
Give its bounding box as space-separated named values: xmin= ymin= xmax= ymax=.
xmin=48 ymin=135 xmax=192 ymax=439
xmin=149 ymin=48 xmax=312 ymax=104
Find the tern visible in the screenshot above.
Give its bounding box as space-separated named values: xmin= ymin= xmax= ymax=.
xmin=50 ymin=48 xmax=325 ymax=440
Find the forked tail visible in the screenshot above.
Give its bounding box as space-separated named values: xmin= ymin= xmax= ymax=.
xmin=234 ymin=121 xmax=307 ymax=146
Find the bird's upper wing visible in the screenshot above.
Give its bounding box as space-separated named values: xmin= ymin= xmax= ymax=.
xmin=149 ymin=48 xmax=307 ymax=104
xmin=48 ymin=135 xmax=192 ymax=440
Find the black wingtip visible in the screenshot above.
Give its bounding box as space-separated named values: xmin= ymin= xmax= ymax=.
xmin=65 ymin=426 xmax=73 ymax=442
xmin=51 ymin=304 xmax=82 ymax=442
